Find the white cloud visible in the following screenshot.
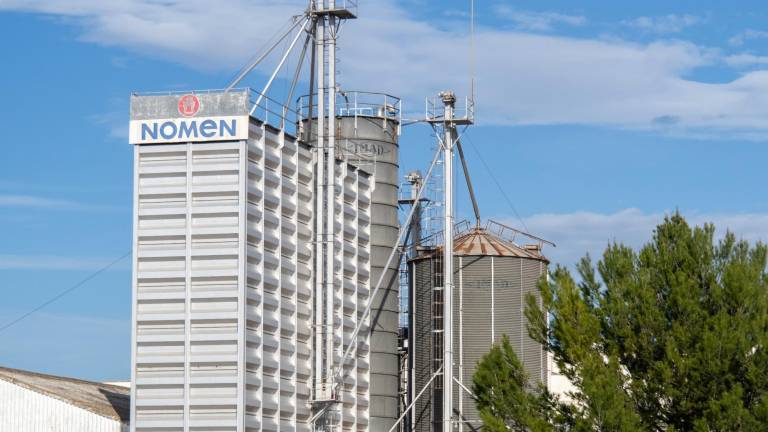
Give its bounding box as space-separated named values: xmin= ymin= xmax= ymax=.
xmin=511 ymin=208 xmax=768 ymax=268
xmin=0 ymin=0 xmax=305 ymax=69
xmin=0 ymin=194 xmax=114 ymax=211
xmin=623 ymin=14 xmax=702 ymax=34
xmin=725 ymin=53 xmax=768 ymax=67
xmin=729 ymin=29 xmax=768 ymax=47
xmin=494 ymin=6 xmax=586 ymax=32
xmin=0 ymin=254 xmax=129 ymax=270
xmin=5 ymin=2 xmax=768 ymax=135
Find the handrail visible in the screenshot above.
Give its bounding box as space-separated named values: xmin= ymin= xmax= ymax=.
xmin=486 ymin=219 xmax=556 ymax=248
xmin=296 ymin=91 xmax=402 ymax=122
xmin=418 ymin=220 xmax=472 ymax=248
xmin=131 ymin=87 xmax=301 ymax=136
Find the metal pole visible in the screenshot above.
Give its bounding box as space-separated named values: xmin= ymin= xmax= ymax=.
xmin=325 ymin=2 xmax=337 ymax=396
xmin=442 ymin=91 xmax=456 ymax=432
xmin=313 ymin=8 xmax=326 ymax=402
xmin=455 ymin=139 xmax=480 ymax=227
xmin=282 ymin=32 xmax=311 ymax=128
xmin=226 ymin=15 xmax=307 ymax=91
xmin=304 ymin=18 xmax=317 ymax=144
xmin=250 ymin=16 xmax=310 ymax=115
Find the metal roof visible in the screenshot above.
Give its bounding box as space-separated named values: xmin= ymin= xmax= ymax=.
xmin=455 ymin=227 xmax=547 ymax=259
xmin=0 ymin=366 xmax=129 ymax=423
xmin=412 ymin=227 xmax=549 ymax=262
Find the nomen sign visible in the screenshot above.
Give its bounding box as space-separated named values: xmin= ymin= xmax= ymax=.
xmin=129 ymin=116 xmax=248 ymax=144
xmin=129 ymin=92 xmax=249 ymax=145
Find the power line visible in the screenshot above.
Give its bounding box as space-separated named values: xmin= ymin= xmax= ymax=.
xmin=0 ymin=250 xmax=131 ymax=335
xmin=463 ymin=133 xmax=530 ymax=232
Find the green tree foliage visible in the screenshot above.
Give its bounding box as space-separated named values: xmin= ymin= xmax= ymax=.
xmin=473 ymin=335 xmax=555 ymax=432
xmin=475 ymin=214 xmax=768 ymax=431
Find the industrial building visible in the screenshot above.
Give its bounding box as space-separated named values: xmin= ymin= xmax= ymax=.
xmin=130 ymin=88 xmax=378 ymax=431
xmin=0 ymin=367 xmax=130 ymax=432
xmin=126 ymin=1 xmax=556 ymax=432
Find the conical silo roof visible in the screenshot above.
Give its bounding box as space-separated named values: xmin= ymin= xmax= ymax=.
xmin=411 ymin=226 xmax=549 ymax=263
xmin=453 ymin=227 xmax=548 ymax=261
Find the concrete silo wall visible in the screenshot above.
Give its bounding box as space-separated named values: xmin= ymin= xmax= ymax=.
xmin=302 ymin=115 xmax=401 ymax=431
xmin=341 ymin=117 xmax=401 ymax=432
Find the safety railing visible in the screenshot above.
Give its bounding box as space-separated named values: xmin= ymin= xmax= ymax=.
xmin=425 ymin=94 xmax=475 ymax=125
xmin=296 ymin=91 xmax=402 ymax=134
xmin=248 ymin=88 xmax=301 ymax=136
xmin=486 ymin=220 xmax=556 ymax=249
xmin=418 ymin=220 xmax=472 ymax=249
xmin=133 ymin=88 xmax=302 ymax=137
xmin=315 ymin=0 xmax=358 ymax=18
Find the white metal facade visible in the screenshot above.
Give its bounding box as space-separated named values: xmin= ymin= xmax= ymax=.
xmin=131 ymin=107 xmax=373 ymax=432
xmin=326 ymin=159 xmax=373 ymax=432
xmin=0 ymin=379 xmax=127 ymax=432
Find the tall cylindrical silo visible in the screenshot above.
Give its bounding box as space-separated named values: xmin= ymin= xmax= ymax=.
xmin=408 ymin=225 xmax=549 ymax=432
xmin=300 ymin=92 xmax=401 ymax=431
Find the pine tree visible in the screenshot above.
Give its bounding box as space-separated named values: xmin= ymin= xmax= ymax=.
xmin=525 ymin=213 xmax=768 ymax=431
xmin=472 ymin=335 xmax=555 ymax=432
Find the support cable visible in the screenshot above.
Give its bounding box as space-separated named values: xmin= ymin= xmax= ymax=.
xmin=463 ymin=133 xmax=530 ymax=232
xmin=0 ymin=251 xmax=131 ymax=335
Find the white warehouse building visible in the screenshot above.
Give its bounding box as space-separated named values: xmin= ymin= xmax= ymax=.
xmin=0 ymin=366 xmax=130 ymax=432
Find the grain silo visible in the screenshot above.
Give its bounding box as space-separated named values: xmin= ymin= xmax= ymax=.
xmin=299 ymin=92 xmax=402 ymax=431
xmin=408 ymin=221 xmax=551 ymax=432
xmin=129 ymin=89 xmax=373 ymax=432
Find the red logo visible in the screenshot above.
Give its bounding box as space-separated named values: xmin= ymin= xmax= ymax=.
xmin=178 ymin=94 xmax=200 ymax=117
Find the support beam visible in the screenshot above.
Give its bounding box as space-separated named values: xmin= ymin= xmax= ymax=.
xmin=441 ymin=91 xmax=456 ymax=432
xmin=456 ymin=139 xmax=481 ymax=227
xmin=225 ymin=15 xmax=308 ymax=91
xmin=250 ymin=16 xmax=311 ymax=115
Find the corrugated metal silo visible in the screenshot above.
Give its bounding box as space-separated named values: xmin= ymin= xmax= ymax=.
xmin=299 ymin=92 xmax=401 ymax=431
xmin=408 ymin=224 xmax=549 ymax=432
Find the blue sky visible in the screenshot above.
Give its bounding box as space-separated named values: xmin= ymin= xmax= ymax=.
xmin=3 ymin=0 xmax=768 ymax=381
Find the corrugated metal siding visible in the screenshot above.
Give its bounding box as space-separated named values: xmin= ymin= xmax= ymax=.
xmin=521 ymin=259 xmax=546 ymax=384
xmin=302 ymin=115 xmax=401 ymax=432
xmin=411 ymin=259 xmax=433 ymax=432
xmin=135 ymin=118 xmax=371 ymax=432
xmin=333 ymin=159 xmax=373 ymax=432
xmin=409 ymin=254 xmax=548 ymax=432
xmin=133 ymin=139 xmax=245 ymax=432
xmin=0 ymin=380 xmax=127 ymax=432
xmin=339 ymin=116 xmax=400 ymax=432
xmin=455 ymin=256 xmax=492 ymax=430
xmin=242 ymin=125 xmax=316 ymax=432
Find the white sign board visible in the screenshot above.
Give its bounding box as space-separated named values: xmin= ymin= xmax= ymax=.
xmin=129 ymin=115 xmax=249 ymax=144
xmin=129 ymin=92 xmax=251 ymax=145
